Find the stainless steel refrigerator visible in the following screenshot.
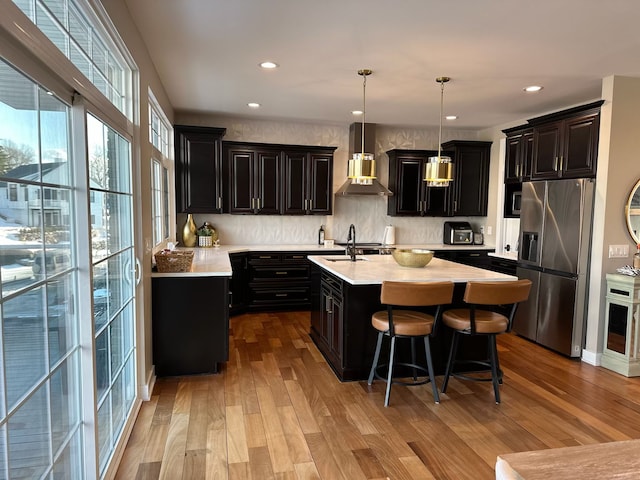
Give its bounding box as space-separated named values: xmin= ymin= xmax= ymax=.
xmin=514 ymin=178 xmax=595 ymax=357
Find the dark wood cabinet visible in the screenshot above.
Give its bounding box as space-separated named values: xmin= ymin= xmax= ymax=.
xmin=531 ymin=101 xmax=602 ymax=180
xmin=434 ymin=249 xmax=493 ymax=270
xmin=152 ymin=276 xmax=229 ymax=376
xmin=229 ymin=252 xmax=247 ymax=315
xmin=442 ymin=140 xmax=492 ymax=217
xmin=386 ymin=149 xmax=450 ymax=217
xmin=223 ymin=141 xmax=335 ymax=216
xmin=316 ymin=271 xmax=344 ymax=367
xmin=283 ymin=148 xmax=334 ymax=215
xmin=174 ymin=125 xmax=226 ymax=213
xmin=503 ymin=126 xmax=533 ymax=183
xmin=225 ymin=144 xmax=281 ymax=214
xmin=246 ymin=252 xmax=312 ymax=310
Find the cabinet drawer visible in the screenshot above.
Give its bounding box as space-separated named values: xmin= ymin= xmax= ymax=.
xmin=321 ymin=272 xmax=343 ymax=294
xmin=250 ymin=265 xmax=310 ymax=281
xmin=249 ymin=286 xmax=310 ymax=306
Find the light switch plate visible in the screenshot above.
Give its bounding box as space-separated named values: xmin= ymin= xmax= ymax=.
xmin=608 ymin=245 xmax=630 ymax=258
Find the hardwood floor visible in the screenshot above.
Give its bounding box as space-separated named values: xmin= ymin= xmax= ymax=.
xmin=116 ymin=310 xmax=640 ymax=479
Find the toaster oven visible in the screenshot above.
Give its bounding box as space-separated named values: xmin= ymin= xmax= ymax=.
xmin=443 ymin=221 xmax=474 ymax=245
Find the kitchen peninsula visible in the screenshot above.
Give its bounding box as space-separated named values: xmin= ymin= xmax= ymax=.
xmin=308 ymin=254 xmax=516 ymax=381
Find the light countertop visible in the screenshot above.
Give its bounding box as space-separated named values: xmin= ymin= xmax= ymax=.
xmin=150 ymin=243 xmax=498 ymax=278
xmin=308 ymin=254 xmax=516 ymax=285
xmin=489 ymin=251 xmax=518 ymax=261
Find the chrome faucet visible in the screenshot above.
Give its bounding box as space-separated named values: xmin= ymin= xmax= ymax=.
xmin=347 ymin=224 xmax=357 ymax=261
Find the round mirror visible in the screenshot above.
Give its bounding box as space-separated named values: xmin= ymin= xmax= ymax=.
xmin=625 ymin=178 xmax=640 ymax=245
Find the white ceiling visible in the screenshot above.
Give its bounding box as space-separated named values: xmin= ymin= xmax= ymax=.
xmin=124 ymin=0 xmax=640 ymax=129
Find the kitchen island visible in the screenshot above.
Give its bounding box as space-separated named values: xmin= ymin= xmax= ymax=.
xmin=307 ymin=254 xmax=516 ymax=381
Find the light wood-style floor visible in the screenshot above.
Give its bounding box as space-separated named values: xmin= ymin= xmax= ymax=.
xmin=116 ymin=310 xmax=640 ymax=479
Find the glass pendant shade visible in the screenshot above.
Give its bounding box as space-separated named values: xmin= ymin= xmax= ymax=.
xmin=348 ymin=152 xmax=376 ymax=185
xmin=424 ymin=155 xmax=454 ymax=187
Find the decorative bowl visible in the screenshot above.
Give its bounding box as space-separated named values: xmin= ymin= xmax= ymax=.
xmin=391 ymin=248 xmax=434 ymax=268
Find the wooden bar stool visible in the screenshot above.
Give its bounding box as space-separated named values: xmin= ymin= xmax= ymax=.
xmin=440 ymin=279 xmax=532 ymax=404
xmin=367 ymin=281 xmax=454 ymax=407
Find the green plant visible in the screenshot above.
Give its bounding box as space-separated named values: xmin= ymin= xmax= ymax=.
xmin=197 ymin=226 xmax=212 ymax=236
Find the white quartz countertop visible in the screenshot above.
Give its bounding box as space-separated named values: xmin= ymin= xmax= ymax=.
xmin=308 ymin=254 xmax=515 ymax=285
xmin=488 ymin=251 xmax=518 ymax=261
xmin=150 ymin=243 xmax=497 ymax=278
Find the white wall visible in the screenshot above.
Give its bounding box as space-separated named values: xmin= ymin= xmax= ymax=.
xmin=583 ymin=76 xmax=640 ymax=363
xmin=175 ymin=112 xmax=490 ymax=245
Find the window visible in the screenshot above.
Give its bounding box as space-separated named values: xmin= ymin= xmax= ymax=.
xmin=0 ymin=58 xmax=81 ymax=479
xmin=149 ymin=90 xmax=172 ymax=246
xmin=12 ymin=0 xmax=132 ymax=118
xmin=8 ymin=184 xmax=17 ymax=201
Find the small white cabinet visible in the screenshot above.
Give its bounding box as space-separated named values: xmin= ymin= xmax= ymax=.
xmin=602 ymin=273 xmax=640 ymax=376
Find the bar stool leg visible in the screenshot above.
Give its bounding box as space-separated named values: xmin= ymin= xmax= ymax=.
xmin=368 ymin=331 xmax=384 ymax=385
xmin=488 ymin=335 xmax=501 ymax=404
xmin=411 ymin=337 xmax=418 ymax=380
xmin=424 ymin=337 xmax=440 ymax=404
xmin=384 ymin=336 xmax=397 ymax=407
xmin=441 ymin=331 xmax=460 ymax=393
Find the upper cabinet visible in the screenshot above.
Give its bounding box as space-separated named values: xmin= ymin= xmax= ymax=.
xmin=283 ymin=149 xmax=334 ymax=215
xmin=386 ymin=149 xmax=450 ymax=217
xmin=223 ymin=141 xmax=336 ymax=216
xmin=224 ymin=144 xmax=281 ymax=214
xmin=530 ymin=101 xmax=603 ymax=180
xmin=442 ymin=140 xmax=492 ymax=217
xmin=503 ymin=126 xmax=533 ymax=183
xmin=387 ymin=141 xmax=491 ymax=217
xmin=174 ymin=125 xmax=226 ymax=213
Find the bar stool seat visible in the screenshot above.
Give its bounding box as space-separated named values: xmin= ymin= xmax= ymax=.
xmin=367 ymin=281 xmax=454 ymax=407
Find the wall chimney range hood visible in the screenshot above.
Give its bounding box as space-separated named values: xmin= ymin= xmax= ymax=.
xmin=335 ymin=123 xmax=393 ymax=196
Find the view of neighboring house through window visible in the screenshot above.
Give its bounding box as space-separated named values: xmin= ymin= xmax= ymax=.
xmin=0 ymin=58 xmax=81 ymax=478
xmin=149 ymin=90 xmax=172 ymax=246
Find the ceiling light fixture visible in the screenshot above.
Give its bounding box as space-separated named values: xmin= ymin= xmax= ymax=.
xmin=347 ymin=68 xmax=376 ymax=185
xmin=445 ymin=115 xmax=457 ymax=120
xmin=524 ymin=85 xmax=543 ymax=92
xmin=424 ymin=76 xmax=454 ymax=188
xmin=247 ymin=102 xmax=260 ymax=108
xmin=351 ymin=110 xmax=363 ymax=116
xmin=259 ymin=61 xmax=278 ymax=69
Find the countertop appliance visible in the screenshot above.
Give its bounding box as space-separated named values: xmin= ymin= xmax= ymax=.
xmin=443 ymin=221 xmax=474 ymax=245
xmin=514 ymin=178 xmax=595 ymax=357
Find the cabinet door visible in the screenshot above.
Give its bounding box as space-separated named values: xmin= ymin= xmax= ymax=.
xmin=283 ymin=151 xmax=308 ymax=214
xmin=228 ymin=149 xmax=254 ymax=213
xmin=329 ymin=292 xmax=343 ymax=363
xmin=255 ymin=150 xmax=280 ymax=214
xmin=388 ymin=156 xmax=424 ymax=216
xmin=504 ymin=134 xmax=521 ymax=183
xmin=532 ymin=122 xmax=563 ymax=179
xmin=451 ymin=145 xmax=490 ymax=216
xmin=562 ymin=113 xmax=599 ymax=178
xmin=175 ymin=127 xmax=224 ymax=213
xmin=308 ymin=153 xmax=332 ymax=214
xmin=520 ymin=130 xmax=534 ymax=181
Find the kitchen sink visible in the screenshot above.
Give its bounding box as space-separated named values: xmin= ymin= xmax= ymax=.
xmin=324 ymin=257 xmax=368 ymax=262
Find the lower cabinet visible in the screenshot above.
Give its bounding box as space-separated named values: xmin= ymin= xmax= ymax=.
xmin=312 ymin=271 xmax=344 ymax=368
xmin=152 ymin=276 xmax=229 ymax=376
xmin=434 ymin=249 xmax=493 ymax=269
xmin=247 ymin=252 xmax=312 ymax=310
xmin=229 ymin=252 xmax=247 ymax=315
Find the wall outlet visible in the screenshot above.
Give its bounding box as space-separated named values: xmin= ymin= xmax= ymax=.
xmin=608 ymin=244 xmax=629 ymax=258
xmin=486 ymin=226 xmax=492 ymax=235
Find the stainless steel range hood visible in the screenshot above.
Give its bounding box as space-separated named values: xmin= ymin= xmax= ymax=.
xmin=335 ymin=123 xmax=393 ymax=196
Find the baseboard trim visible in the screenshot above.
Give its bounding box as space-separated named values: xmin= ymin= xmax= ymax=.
xmin=581 ymin=349 xmax=600 ymax=366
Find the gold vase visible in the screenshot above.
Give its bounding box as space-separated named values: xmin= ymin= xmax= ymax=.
xmin=182 ymin=214 xmax=197 ymax=247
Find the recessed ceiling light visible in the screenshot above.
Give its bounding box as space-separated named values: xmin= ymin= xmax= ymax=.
xmin=524 ymin=85 xmax=543 ymax=93
xmin=247 ymin=102 xmax=260 ymax=108
xmin=445 ymin=115 xmax=457 ymax=120
xmin=259 ymin=61 xmax=278 ymax=69
xmin=351 ymin=110 xmax=363 ymax=116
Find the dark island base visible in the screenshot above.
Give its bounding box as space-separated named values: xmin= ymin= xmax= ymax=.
xmin=310 ymin=267 xmax=492 ymax=382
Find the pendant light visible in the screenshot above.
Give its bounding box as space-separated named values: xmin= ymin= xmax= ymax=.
xmin=348 ymin=68 xmax=376 ymax=185
xmin=424 ymin=76 xmax=454 ymax=187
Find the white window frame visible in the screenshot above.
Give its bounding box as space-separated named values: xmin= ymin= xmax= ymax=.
xmin=148 ymin=88 xmax=174 ymax=248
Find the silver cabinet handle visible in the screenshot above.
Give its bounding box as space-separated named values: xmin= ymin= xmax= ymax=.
xmin=553 ymin=156 xmax=559 ymax=172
